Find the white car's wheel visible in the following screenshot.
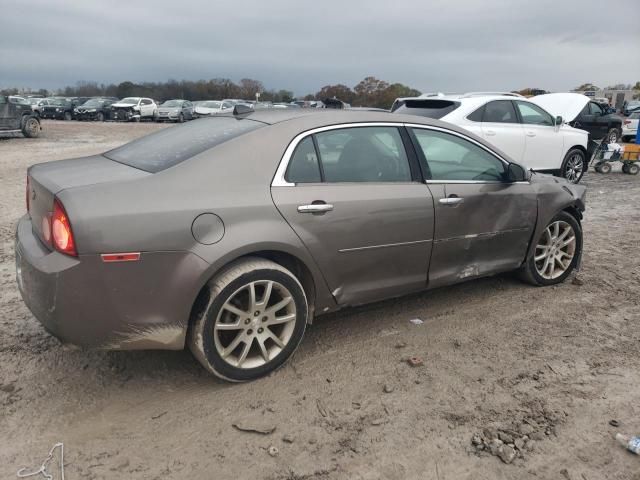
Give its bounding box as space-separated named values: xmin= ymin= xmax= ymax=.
xmin=560 ymin=149 xmax=586 ymax=184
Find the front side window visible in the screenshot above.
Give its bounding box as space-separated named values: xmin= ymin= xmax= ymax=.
xmin=482 ymin=100 xmax=517 ymax=123
xmin=315 ymin=127 xmax=411 ymax=183
xmin=516 ymin=101 xmax=554 ymax=126
xmin=411 ymin=128 xmax=506 ymax=181
xmin=588 ymin=102 xmax=603 ymax=116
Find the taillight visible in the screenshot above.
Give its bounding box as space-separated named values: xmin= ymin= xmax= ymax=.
xmin=624 ymin=120 xmax=631 ymax=125
xmin=51 ymin=198 xmax=77 ymax=256
xmin=26 ymin=175 xmax=30 ymax=213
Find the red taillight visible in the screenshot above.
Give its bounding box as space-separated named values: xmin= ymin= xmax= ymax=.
xmin=51 ymin=198 xmax=77 ymax=256
xmin=26 ymin=175 xmax=30 ymax=213
xmin=624 ymin=119 xmax=631 ymax=125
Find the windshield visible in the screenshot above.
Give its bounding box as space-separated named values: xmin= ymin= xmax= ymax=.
xmin=202 ymin=101 xmax=221 ymax=108
xmin=81 ymin=99 xmax=104 ymax=107
xmin=119 ymin=97 xmax=140 ymax=104
xmin=161 ymin=100 xmax=182 ymax=107
xmin=104 ymin=117 xmax=265 ymax=173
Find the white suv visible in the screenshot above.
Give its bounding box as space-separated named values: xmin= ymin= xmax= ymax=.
xmin=392 ymin=93 xmax=589 ymax=183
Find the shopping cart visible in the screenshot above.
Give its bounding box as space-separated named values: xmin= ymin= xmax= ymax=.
xmin=591 ymin=141 xmax=639 ymax=175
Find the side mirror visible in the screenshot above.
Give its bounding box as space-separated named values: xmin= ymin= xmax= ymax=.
xmin=506 ymin=163 xmax=527 ymax=182
xmin=555 ymin=116 xmax=563 ymax=125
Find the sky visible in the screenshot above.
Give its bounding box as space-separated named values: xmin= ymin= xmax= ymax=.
xmin=1 ymin=0 xmax=639 ymax=96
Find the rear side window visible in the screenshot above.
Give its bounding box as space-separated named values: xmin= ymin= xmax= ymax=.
xmin=392 ymin=99 xmax=460 ymax=119
xmin=104 ymin=117 xmax=264 ymax=173
xmin=286 ymin=137 xmax=321 ymax=183
xmin=482 ymin=100 xmax=517 ymax=123
xmin=315 ymin=127 xmax=411 ymax=182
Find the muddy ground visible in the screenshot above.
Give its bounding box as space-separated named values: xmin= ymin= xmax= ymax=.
xmin=0 ymin=120 xmax=638 ymax=480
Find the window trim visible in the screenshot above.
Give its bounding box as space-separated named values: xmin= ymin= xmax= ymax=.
xmin=272 ymin=122 xmax=528 ymax=187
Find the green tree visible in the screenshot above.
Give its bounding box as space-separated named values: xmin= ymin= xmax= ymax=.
xmin=574 ymin=83 xmax=599 ymax=92
xmin=315 ymin=84 xmax=355 ymax=104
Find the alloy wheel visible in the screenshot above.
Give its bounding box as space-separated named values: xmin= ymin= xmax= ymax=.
xmin=564 ymin=154 xmax=583 ymax=183
xmin=214 ymin=280 xmax=297 ymax=369
xmin=534 ymin=221 xmax=576 ymax=280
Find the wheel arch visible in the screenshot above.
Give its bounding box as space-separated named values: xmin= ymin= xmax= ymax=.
xmin=187 ymin=249 xmax=321 ymax=342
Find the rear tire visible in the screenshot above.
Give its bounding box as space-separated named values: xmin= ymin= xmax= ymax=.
xmin=560 ymin=148 xmax=586 ymax=183
xmin=599 ymin=162 xmax=612 ymax=174
xmin=627 ymin=163 xmax=639 ymax=175
xmin=189 ymin=258 xmax=308 ymax=382
xmin=519 ymin=211 xmax=582 ymax=287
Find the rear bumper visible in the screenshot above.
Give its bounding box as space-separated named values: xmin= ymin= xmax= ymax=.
xmin=15 ymin=215 xmax=208 ymax=350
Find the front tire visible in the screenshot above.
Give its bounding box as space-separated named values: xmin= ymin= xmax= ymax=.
xmin=97 ymin=112 xmax=105 ymax=122
xmin=560 ymin=148 xmax=586 ymax=184
xmin=64 ymin=111 xmax=72 ymax=121
xmin=606 ymin=128 xmax=620 ymax=144
xmin=189 ymin=258 xmax=308 ymax=382
xmin=519 ymin=211 xmax=582 ymax=286
xmin=178 ymin=113 xmax=184 ymax=123
xmin=22 ymin=117 xmax=40 ymax=138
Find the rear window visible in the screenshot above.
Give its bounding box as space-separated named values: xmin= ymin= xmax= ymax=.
xmin=104 ymin=117 xmax=264 ymax=173
xmin=391 ymin=99 xmax=460 ymax=119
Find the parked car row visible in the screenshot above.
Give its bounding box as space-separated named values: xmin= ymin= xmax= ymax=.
xmin=391 ymin=92 xmax=626 ymax=183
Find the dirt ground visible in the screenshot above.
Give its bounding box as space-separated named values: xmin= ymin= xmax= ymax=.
xmin=0 ymin=120 xmax=638 ymax=480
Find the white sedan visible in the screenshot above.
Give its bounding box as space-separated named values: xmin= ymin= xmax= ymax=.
xmin=392 ymin=93 xmax=589 ymax=183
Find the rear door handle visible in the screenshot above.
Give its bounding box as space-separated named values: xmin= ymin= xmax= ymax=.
xmin=485 ymin=130 xmax=496 ymax=136
xmin=526 ymin=131 xmax=536 ymax=137
xmin=297 ymin=203 xmax=334 ymax=213
xmin=439 ymin=197 xmax=464 ymax=205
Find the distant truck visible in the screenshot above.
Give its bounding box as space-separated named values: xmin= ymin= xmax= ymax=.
xmin=0 ymin=95 xmax=41 ymax=137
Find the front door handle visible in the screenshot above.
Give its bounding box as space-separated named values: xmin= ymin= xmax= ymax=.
xmin=297 ymin=203 xmax=334 ymax=213
xmin=439 ymin=197 xmax=464 ymax=206
xmin=526 ymin=131 xmax=536 ymax=137
xmin=485 ymin=130 xmax=496 ymax=136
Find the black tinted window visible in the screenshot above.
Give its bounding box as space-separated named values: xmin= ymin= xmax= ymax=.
xmin=104 ymin=117 xmax=264 ymax=173
xmin=467 ymin=104 xmax=485 ymax=122
xmin=285 ymin=137 xmax=321 ymax=183
xmin=392 ymin=99 xmax=460 ymax=119
xmin=588 ymin=102 xmax=603 ymax=115
xmin=483 ymin=100 xmax=517 ymax=123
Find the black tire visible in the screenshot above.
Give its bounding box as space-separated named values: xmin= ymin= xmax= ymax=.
xmin=606 ymin=128 xmax=620 ymax=144
xmin=628 ymin=163 xmax=639 ymax=175
xmin=599 ymin=162 xmax=612 ymax=174
xmin=133 ymin=116 xmax=140 ymax=123
xmin=63 ymin=111 xmax=72 ymax=121
xmin=189 ymin=258 xmax=308 ymax=382
xmin=21 ymin=117 xmax=40 ymax=138
xmin=178 ymin=113 xmax=184 ymax=123
xmin=519 ymin=211 xmax=582 ymax=287
xmin=96 ymin=112 xmax=105 ymax=122
xmin=560 ymin=148 xmax=586 ymax=184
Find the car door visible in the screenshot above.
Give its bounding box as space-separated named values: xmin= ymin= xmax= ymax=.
xmin=408 ymin=126 xmax=537 ymax=288
xmin=271 ymin=124 xmax=435 ymax=306
xmin=514 ymin=100 xmax=564 ymax=171
xmin=575 ymin=102 xmax=607 ymax=140
xmin=140 ymin=98 xmax=153 ymax=117
xmin=475 ymin=100 xmax=526 ymax=163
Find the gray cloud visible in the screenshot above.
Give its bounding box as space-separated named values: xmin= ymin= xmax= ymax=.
xmin=1 ymin=0 xmax=639 ymax=95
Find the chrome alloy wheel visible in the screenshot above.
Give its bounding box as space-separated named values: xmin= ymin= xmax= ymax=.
xmin=214 ymin=280 xmax=297 ymax=369
xmin=564 ymin=154 xmax=583 ymax=183
xmin=534 ymin=221 xmax=576 ymax=280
